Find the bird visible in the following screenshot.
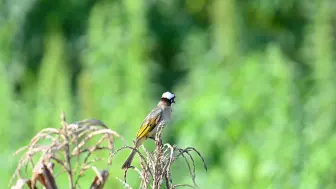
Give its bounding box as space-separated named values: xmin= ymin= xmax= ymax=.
xmin=121 ymin=91 xmax=176 ymax=170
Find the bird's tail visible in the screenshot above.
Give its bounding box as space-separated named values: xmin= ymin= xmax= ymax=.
xmin=121 ymin=149 xmax=137 ymax=170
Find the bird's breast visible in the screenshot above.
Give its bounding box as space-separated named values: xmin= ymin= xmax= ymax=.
xmin=161 ymin=107 xmax=172 ymax=122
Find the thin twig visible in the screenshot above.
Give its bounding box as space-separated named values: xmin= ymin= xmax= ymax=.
xmin=60 ymin=112 xmax=74 ymax=189
xmin=173 ymin=184 xmax=197 ymax=188
xmin=50 ymin=156 xmax=70 ymax=172
xmin=176 ymin=147 xmax=207 ymax=171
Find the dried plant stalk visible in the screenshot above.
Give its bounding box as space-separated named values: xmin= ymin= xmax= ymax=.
xmin=11 ymin=178 xmax=35 ymax=189
xmin=10 ymin=111 xmax=207 ymax=189
xmin=10 ymin=111 xmax=122 ymax=189
xmin=115 ymin=121 xmax=207 ymax=189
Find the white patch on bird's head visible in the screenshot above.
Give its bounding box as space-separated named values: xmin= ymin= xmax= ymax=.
xmin=162 ymin=91 xmax=175 ymax=100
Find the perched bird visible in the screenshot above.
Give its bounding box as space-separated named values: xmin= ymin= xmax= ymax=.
xmin=121 ymin=91 xmax=176 ymax=170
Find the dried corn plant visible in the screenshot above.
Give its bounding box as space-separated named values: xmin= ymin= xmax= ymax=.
xmin=111 ymin=122 xmax=207 ymax=189
xmin=10 ymin=111 xmax=123 ymax=189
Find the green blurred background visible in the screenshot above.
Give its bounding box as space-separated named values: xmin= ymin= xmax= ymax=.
xmin=1 ymin=0 xmax=336 ymax=188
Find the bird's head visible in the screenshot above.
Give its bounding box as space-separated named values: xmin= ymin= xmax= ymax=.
xmin=161 ymin=91 xmax=176 ymax=104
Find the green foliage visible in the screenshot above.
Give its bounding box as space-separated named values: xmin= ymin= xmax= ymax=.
xmin=1 ymin=0 xmax=336 ymax=188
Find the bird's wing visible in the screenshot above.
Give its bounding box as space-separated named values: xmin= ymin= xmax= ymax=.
xmin=136 ymin=107 xmax=162 ymax=140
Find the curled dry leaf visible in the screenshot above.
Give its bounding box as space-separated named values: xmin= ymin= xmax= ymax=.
xmin=89 ymin=166 xmax=109 ymax=189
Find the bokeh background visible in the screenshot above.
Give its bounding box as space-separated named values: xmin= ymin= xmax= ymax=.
xmin=1 ymin=0 xmax=336 ymax=188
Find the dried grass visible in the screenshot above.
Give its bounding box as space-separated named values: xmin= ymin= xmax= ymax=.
xmin=9 ymin=112 xmax=207 ymax=189
xmin=111 ymin=122 xmax=207 ymax=189
xmin=10 ymin=111 xmax=122 ymax=189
